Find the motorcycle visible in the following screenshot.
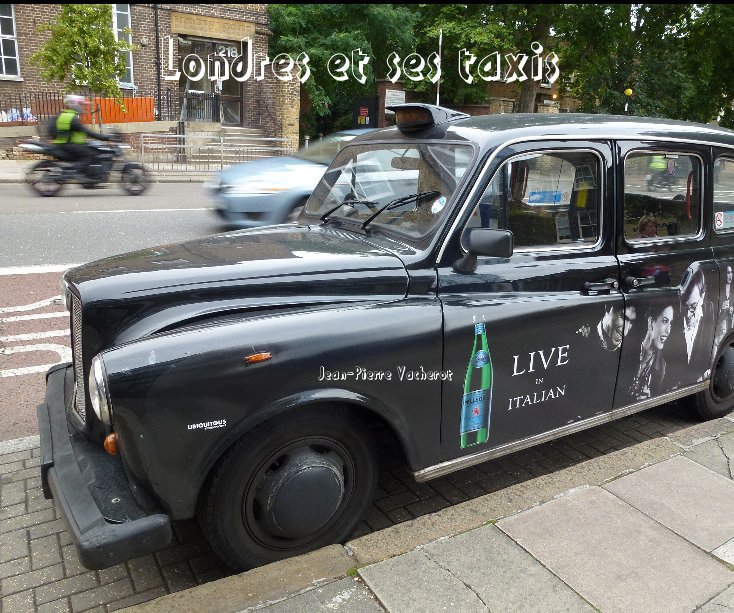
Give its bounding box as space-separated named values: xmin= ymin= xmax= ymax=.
xmin=20 ymin=138 xmax=151 ymax=197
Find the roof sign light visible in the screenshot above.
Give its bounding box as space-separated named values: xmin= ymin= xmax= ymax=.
xmin=387 ymin=103 xmax=470 ymax=133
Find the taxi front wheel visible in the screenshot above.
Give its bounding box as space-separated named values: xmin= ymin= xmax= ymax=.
xmin=197 ymin=407 xmax=378 ymax=571
xmin=685 ymin=339 xmax=734 ymax=420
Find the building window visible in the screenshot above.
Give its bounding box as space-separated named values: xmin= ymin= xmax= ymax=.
xmin=0 ymin=4 xmax=20 ymax=78
xmin=112 ymin=4 xmax=134 ymax=88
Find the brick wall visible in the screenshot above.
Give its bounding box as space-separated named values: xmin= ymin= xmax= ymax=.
xmin=0 ymin=4 xmax=63 ymax=97
xmin=1 ymin=4 xmax=296 ymax=144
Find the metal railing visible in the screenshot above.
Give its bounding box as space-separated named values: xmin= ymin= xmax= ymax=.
xmin=139 ymin=133 xmax=295 ymax=172
xmin=0 ymin=90 xmax=178 ymax=125
xmin=0 ymin=88 xmax=210 ymax=127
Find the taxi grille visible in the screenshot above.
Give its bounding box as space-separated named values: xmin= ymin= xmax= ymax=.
xmin=71 ymin=295 xmax=86 ymax=424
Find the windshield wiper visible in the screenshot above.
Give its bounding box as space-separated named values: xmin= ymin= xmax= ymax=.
xmin=361 ymin=191 xmax=441 ymax=230
xmin=320 ymin=198 xmax=378 ymax=221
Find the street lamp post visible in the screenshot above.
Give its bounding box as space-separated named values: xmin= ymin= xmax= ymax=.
xmin=624 ymin=88 xmax=633 ymax=116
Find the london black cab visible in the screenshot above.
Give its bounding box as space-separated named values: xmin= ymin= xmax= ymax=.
xmin=39 ymin=104 xmax=734 ymax=571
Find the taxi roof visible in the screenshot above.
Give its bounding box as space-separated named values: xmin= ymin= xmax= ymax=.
xmin=357 ymin=109 xmax=734 ymax=151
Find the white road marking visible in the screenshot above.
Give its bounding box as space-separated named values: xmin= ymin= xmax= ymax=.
xmin=1 ymin=312 xmax=68 ymax=323
xmin=0 ymin=343 xmax=72 ymax=378
xmin=59 ymin=208 xmax=211 ymax=214
xmin=0 ymin=265 xmax=80 ymax=276
xmin=0 ymin=329 xmax=69 ymax=342
xmin=0 ymin=296 xmax=63 ymax=314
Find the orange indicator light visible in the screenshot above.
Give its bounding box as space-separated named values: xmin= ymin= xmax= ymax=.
xmin=104 ymin=433 xmax=119 ymax=455
xmin=243 ymin=352 xmax=272 ymax=365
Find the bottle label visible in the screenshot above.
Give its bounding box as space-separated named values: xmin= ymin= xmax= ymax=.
xmin=460 ymin=389 xmax=487 ymax=432
xmin=473 ymin=350 xmax=489 ymax=368
xmin=474 ymin=322 xmax=486 ymax=335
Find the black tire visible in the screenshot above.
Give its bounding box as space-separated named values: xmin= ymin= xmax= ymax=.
xmin=120 ymin=164 xmax=150 ymax=196
xmin=197 ymin=407 xmax=378 ymax=571
xmin=27 ymin=160 xmax=63 ymax=197
xmin=683 ymin=336 xmax=734 ymax=420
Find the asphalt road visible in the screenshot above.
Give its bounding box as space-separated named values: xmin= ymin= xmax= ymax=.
xmin=0 ymin=183 xmax=225 ymax=267
xmin=1 ymin=181 xmax=227 ymax=440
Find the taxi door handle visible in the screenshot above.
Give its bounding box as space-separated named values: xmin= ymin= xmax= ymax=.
xmin=584 ymin=278 xmax=618 ymax=293
xmin=625 ymin=275 xmax=656 ymax=289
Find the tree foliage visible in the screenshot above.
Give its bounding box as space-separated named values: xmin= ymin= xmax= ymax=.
xmin=554 ymin=5 xmax=696 ymax=118
xmin=269 ymin=3 xmax=734 ymax=129
xmin=30 ymin=4 xmax=133 ymax=100
xmin=268 ymin=4 xmax=417 ymax=134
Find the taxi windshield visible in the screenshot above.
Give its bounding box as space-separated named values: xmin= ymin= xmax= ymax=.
xmin=306 ymin=142 xmax=474 ymax=239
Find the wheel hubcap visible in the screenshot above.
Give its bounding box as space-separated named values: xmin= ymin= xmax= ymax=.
xmin=252 ymin=446 xmax=345 ymax=539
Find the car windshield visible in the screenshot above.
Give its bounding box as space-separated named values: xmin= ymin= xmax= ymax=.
xmin=293 ymin=132 xmax=360 ymax=165
xmin=306 ymin=142 xmax=474 ymax=239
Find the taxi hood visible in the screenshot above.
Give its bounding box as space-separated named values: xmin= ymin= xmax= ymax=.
xmin=65 ymin=225 xmax=408 ymax=344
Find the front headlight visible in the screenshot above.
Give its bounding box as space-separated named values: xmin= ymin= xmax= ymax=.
xmin=224 ymin=183 xmax=289 ymax=195
xmin=59 ymin=277 xmax=72 ymax=312
xmin=88 ymin=355 xmax=113 ymax=426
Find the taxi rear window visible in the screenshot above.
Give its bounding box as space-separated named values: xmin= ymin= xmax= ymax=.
xmin=714 ymin=157 xmax=734 ymax=232
xmin=623 ymin=152 xmax=702 ymax=240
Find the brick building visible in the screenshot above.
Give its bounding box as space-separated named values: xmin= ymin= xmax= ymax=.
xmin=0 ymin=4 xmax=299 ymax=148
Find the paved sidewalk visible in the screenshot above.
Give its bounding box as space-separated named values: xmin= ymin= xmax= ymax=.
xmin=0 ymin=404 xmax=706 ymax=612
xmin=125 ymin=416 xmax=734 ymax=613
xmin=2 ymin=414 xmax=733 ymax=612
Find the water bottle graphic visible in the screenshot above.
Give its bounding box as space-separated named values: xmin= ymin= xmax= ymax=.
xmin=460 ymin=318 xmax=492 ymax=448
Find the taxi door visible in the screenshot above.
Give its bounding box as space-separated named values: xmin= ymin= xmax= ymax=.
xmin=613 ymin=143 xmax=716 ymax=409
xmin=437 ymin=141 xmax=624 ymax=461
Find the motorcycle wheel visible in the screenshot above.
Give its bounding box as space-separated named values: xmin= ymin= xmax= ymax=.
xmin=120 ymin=164 xmax=150 ymax=196
xmin=27 ymin=160 xmax=63 ymax=197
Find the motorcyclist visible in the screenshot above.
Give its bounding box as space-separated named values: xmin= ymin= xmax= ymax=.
xmin=52 ymin=95 xmax=116 ymax=183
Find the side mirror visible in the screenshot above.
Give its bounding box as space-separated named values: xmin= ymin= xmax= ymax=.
xmin=453 ymin=228 xmax=513 ymax=273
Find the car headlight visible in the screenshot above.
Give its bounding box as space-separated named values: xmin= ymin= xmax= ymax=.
xmin=224 ymin=183 xmax=289 ymax=195
xmin=89 ymin=355 xmax=113 ymax=426
xmin=60 ymin=277 xmax=72 ymax=312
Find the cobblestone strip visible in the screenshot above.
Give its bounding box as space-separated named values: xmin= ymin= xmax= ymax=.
xmin=0 ymin=402 xmax=695 ymax=612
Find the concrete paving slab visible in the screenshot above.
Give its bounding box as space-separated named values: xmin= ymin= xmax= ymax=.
xmin=665 ymin=417 xmax=734 ymax=448
xmin=497 ymin=486 xmax=733 ymax=613
xmin=712 ymin=537 xmax=734 ymax=566
xmin=253 ymin=577 xmax=384 ymax=612
xmin=604 ymin=455 xmax=734 ymax=551
xmin=347 ymin=437 xmax=679 ymax=567
xmin=683 ymin=432 xmax=734 ymax=480
xmin=423 ymin=524 xmax=594 ymax=612
xmin=698 ymin=584 xmax=734 ymax=612
xmin=125 ymin=545 xmax=355 ymax=613
xmin=358 ymin=550 xmax=486 ymax=612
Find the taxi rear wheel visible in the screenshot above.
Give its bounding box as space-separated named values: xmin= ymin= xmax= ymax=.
xmin=197 ymin=407 xmax=378 ymax=571
xmin=685 ymin=338 xmax=734 ymax=420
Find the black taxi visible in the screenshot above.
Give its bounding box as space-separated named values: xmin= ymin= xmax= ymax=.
xmin=39 ymin=104 xmax=734 ymax=571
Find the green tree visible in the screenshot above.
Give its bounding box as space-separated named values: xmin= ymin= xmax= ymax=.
xmin=555 ymin=4 xmax=696 ymax=119
xmin=682 ymin=4 xmax=734 ymax=127
xmin=406 ymin=4 xmax=511 ymax=105
xmin=30 ymin=4 xmax=133 ymax=101
xmin=269 ymin=4 xmax=417 ymax=135
xmin=407 ymin=4 xmax=561 ymax=111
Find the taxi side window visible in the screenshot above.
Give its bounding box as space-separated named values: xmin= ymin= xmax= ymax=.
xmin=714 ymin=157 xmax=734 ymax=232
xmin=463 ymin=150 xmax=601 ymax=249
xmin=623 ymin=152 xmax=701 ymax=240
